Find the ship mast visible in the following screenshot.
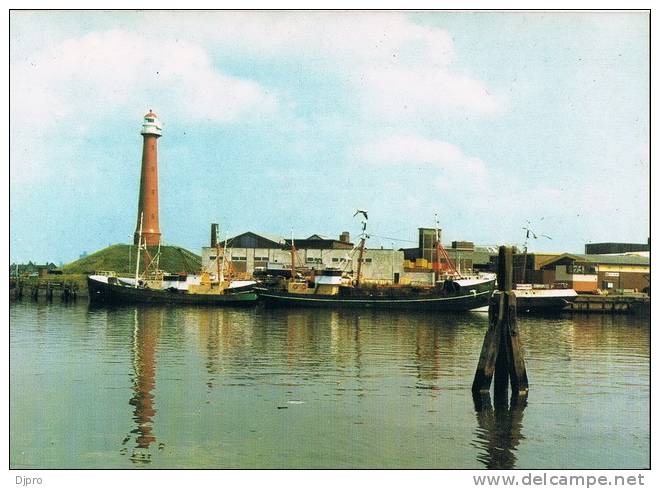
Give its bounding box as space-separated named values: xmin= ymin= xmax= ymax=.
xmin=521 ymin=220 xmax=551 ymax=284
xmin=220 ymin=233 xmax=228 ymax=283
xmin=290 ymin=229 xmax=296 ymax=280
xmin=433 ymin=212 xmax=461 ymax=280
xmin=354 ymin=210 xmax=369 ymax=287
xmin=134 ymin=212 xmax=144 ymax=288
xmin=215 ymin=225 xmax=221 ymax=283
xmin=434 ymin=213 xmax=441 ymax=280
xmin=521 ymin=229 xmax=529 ymax=284
xmin=356 ymin=235 xmax=366 ymax=287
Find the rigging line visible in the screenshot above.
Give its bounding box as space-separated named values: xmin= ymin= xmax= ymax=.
xmin=367 ymin=233 xmax=417 ymax=244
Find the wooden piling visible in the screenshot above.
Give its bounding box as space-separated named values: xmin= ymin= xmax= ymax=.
xmin=62 ymin=284 xmax=70 ymax=302
xmin=472 ymin=246 xmax=528 ymax=398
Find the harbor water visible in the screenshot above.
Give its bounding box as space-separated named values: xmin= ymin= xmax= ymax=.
xmin=10 ymin=301 xmax=649 ymax=469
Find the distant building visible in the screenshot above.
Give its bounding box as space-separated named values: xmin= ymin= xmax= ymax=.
xmin=10 ymin=262 xmax=58 ymax=278
xmin=539 ymin=254 xmax=649 ymax=293
xmin=201 ymin=231 xmax=405 ymax=283
xmin=585 ymin=239 xmax=649 ymax=255
xmin=204 ymin=225 xmax=497 ymax=285
xmin=401 ymin=228 xmax=495 ymax=274
xmin=490 ymin=251 xmax=565 ymax=284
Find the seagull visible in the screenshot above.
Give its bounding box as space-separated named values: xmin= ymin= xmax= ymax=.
xmin=523 ymin=225 xmax=551 ymax=240
xmin=353 ymin=209 xmax=368 ymax=220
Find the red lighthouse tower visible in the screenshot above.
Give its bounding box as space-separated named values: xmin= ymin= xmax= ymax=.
xmin=134 ymin=110 xmax=162 ymax=246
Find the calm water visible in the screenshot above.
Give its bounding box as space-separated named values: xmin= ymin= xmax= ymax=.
xmin=10 ymin=301 xmax=649 ymax=469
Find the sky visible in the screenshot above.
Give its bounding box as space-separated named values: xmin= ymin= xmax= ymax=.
xmin=9 ymin=10 xmax=650 ymax=264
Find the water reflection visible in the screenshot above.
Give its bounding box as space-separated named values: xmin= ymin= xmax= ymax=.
xmin=414 ymin=324 xmax=442 ymax=391
xmin=196 ymin=308 xmax=223 ymax=391
xmin=473 ymin=392 xmax=527 ymax=469
xmin=10 ymin=301 xmax=648 ymax=468
xmin=122 ymin=307 xmax=163 ymax=464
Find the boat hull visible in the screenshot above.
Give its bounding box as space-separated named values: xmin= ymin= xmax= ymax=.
xmin=88 ymin=276 xmax=258 ymax=306
xmin=255 ymin=279 xmax=495 ymax=311
xmin=513 ymin=289 xmax=578 ymax=314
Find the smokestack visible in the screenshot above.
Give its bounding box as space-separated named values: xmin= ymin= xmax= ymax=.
xmin=340 ymin=231 xmax=350 ymax=243
xmin=211 ymin=223 xmax=219 ymax=248
xmin=134 ymin=110 xmax=163 ymax=246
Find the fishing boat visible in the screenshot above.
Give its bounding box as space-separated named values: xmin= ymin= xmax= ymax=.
xmin=511 ymin=223 xmax=578 ymax=313
xmin=255 ymin=213 xmax=496 ymax=310
xmin=512 ymin=284 xmax=578 ymax=313
xmin=88 ymin=216 xmax=258 ymax=306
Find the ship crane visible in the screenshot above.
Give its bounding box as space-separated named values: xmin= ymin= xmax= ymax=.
xmin=433 ymin=213 xmax=461 ymax=280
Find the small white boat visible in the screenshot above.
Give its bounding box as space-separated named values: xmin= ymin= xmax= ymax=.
xmin=512 ymin=284 xmax=578 ymax=313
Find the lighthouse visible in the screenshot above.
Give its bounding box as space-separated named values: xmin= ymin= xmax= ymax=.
xmin=134 ymin=110 xmax=162 ymax=246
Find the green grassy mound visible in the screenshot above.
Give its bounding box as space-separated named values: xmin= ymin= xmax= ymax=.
xmin=61 ymin=244 xmax=201 ymax=275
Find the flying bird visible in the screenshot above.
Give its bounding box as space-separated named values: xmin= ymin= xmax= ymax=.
xmin=523 ymin=224 xmax=551 ymax=241
xmin=353 ymin=209 xmax=368 ymax=220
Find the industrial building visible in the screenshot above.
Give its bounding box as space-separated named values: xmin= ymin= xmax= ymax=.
xmin=585 ymin=239 xmax=650 ymax=255
xmin=201 ymin=226 xmax=498 ymax=285
xmin=491 ymin=251 xmax=650 ymax=294
xmin=539 ymin=253 xmax=650 ymax=293
xmin=401 ymin=228 xmax=496 ymax=274
xmin=201 ymin=230 xmax=406 ymax=283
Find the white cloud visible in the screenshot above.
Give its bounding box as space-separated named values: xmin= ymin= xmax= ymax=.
xmin=355 ymin=66 xmax=505 ymax=118
xmin=354 ymin=134 xmax=488 ymax=178
xmin=142 ymin=11 xmax=503 ymax=119
xmin=161 ymin=11 xmax=456 ymax=67
xmin=11 ymin=13 xmax=504 ymax=135
xmin=10 ymin=29 xmax=278 ymax=129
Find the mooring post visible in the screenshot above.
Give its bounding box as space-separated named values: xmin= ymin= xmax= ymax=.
xmin=472 ymin=246 xmax=528 ymax=399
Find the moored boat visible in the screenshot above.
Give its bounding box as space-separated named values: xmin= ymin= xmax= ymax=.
xmin=255 ymin=269 xmax=495 ymax=310
xmin=512 ymin=284 xmax=578 ymax=313
xmin=87 ymin=217 xmax=257 ymax=306
xmin=512 ymin=224 xmax=578 ymax=313
xmin=255 ymin=212 xmax=496 ymax=311
xmin=87 ymin=273 xmax=257 ymax=305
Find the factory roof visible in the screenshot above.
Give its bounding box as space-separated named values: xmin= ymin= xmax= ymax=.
xmin=540 ymin=253 xmax=649 ymax=268
xmin=223 ymin=231 xmax=353 ymax=249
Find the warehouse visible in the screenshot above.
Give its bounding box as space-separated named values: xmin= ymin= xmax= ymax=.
xmin=538 ymin=253 xmax=650 ymax=293
xmin=201 ymin=231 xmax=405 ymax=283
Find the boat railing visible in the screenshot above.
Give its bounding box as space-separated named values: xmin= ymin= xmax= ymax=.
xmin=94 ymin=270 xmax=117 ymax=277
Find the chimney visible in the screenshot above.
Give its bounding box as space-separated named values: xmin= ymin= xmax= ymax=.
xmin=211 ymin=223 xmax=219 ymax=248
xmin=340 ymin=231 xmax=350 ymax=243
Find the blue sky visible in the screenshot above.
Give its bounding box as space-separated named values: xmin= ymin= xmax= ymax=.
xmin=10 ymin=11 xmax=649 ymax=264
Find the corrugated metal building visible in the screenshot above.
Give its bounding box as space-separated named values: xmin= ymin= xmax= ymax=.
xmin=538 ymin=253 xmax=650 ymax=293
